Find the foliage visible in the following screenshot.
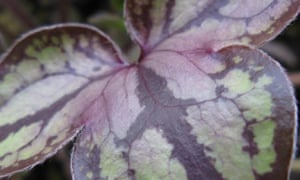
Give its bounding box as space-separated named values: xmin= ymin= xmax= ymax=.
xmin=0 ymin=0 xmax=299 ymax=180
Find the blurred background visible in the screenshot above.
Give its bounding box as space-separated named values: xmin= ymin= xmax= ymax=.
xmin=0 ymin=0 xmax=299 ymax=179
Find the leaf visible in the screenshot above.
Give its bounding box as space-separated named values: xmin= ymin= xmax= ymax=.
xmin=125 ymin=0 xmax=300 ymax=52
xmin=0 ymin=23 xmax=125 ymax=177
xmin=71 ymin=46 xmax=296 ymax=179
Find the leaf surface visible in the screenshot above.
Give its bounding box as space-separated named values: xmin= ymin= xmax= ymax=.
xmin=0 ymin=24 xmax=125 ymax=177
xmin=125 ymin=0 xmax=300 ymax=53
xmin=71 ymin=46 xmax=296 ymax=180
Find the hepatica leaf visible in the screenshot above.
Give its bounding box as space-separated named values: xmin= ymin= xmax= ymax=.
xmin=126 ymin=0 xmax=300 ymax=52
xmin=0 ymin=24 xmax=126 ymax=177
xmin=0 ymin=0 xmax=299 ymax=180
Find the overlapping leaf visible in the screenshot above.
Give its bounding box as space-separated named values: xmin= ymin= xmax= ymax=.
xmin=0 ymin=0 xmax=299 ymax=180
xmin=0 ymin=24 xmax=126 ymax=177
xmin=126 ymin=0 xmax=300 ymax=52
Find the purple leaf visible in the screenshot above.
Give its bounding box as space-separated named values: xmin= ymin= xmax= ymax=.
xmin=126 ymin=0 xmax=300 ymax=53
xmin=0 ymin=24 xmax=126 ymax=177
xmin=71 ymin=46 xmax=296 ymax=179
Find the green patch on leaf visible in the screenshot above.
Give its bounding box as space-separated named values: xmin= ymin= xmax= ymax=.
xmin=236 ymin=89 xmax=273 ymax=121
xmin=251 ymin=120 xmax=276 ymax=174
xmin=0 ymin=121 xmax=42 ymax=167
xmin=99 ymin=134 xmax=128 ymax=179
xmin=186 ymin=99 xmax=255 ymax=180
xmin=130 ymin=129 xmax=187 ymax=180
xmin=218 ymin=69 xmax=253 ymax=97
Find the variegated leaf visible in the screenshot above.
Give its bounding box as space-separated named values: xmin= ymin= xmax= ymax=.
xmin=126 ymin=0 xmax=300 ymax=52
xmin=0 ymin=24 xmax=125 ymax=177
xmin=71 ymin=46 xmax=296 ymax=180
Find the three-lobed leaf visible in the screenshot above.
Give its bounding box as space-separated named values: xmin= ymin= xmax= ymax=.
xmin=0 ymin=0 xmax=299 ymax=180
